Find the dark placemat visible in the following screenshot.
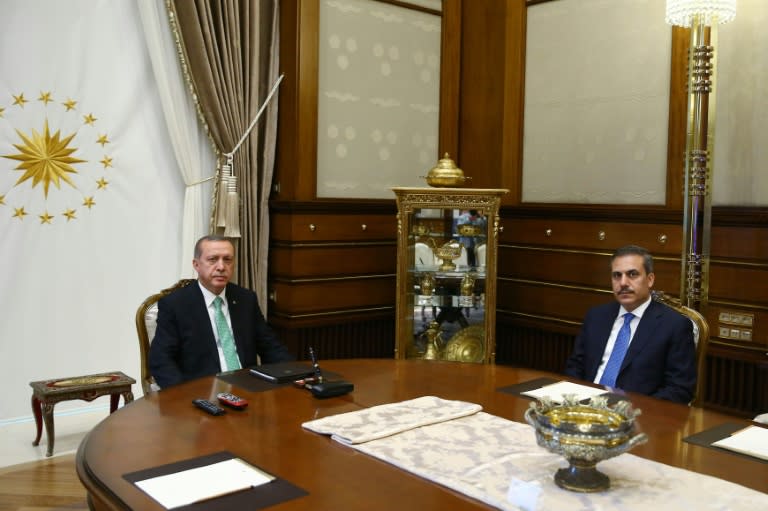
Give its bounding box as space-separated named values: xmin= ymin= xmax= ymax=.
xmin=683 ymin=422 xmax=768 ymax=465
xmin=124 ymin=451 xmax=308 ymax=510
xmin=496 ymin=377 xmax=559 ymax=398
xmin=496 ymin=378 xmax=623 ymax=405
xmin=216 ymin=370 xmax=343 ymax=393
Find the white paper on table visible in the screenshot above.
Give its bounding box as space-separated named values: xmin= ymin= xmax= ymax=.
xmin=711 ymin=425 xmax=768 ymax=461
xmin=135 ymin=458 xmax=275 ymax=509
xmin=520 ymin=381 xmax=608 ymax=403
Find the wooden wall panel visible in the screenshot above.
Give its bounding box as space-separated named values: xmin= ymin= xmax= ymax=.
xmin=495 ymin=320 xmax=574 ymax=372
xmin=271 ymin=276 xmax=394 ymax=314
xmin=711 ymin=225 xmax=768 ymax=260
xmin=498 ymin=279 xmax=608 ymax=325
xmin=272 ymin=212 xmax=396 ymax=242
xmin=501 ymin=217 xmax=682 ymax=255
xmin=268 ymin=204 xmax=397 ymax=323
xmin=499 ymin=245 xmax=681 ymax=293
xmin=270 ymin=244 xmax=396 ymax=278
xmin=457 ymin=0 xmax=520 ymax=190
xmin=709 ymin=263 xmax=768 ymax=306
xmin=276 ymin=0 xmax=319 ymax=200
xmin=274 ymin=316 xmax=396 ymax=361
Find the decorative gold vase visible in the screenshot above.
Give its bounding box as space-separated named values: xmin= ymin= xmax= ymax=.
xmin=422 ymin=321 xmax=444 ymax=360
xmin=424 ymin=153 xmax=469 ymax=187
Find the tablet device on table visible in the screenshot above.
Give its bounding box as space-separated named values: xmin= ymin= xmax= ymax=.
xmin=249 ymin=362 xmax=315 ymax=384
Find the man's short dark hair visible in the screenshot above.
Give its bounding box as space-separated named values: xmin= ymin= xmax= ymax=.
xmin=194 ymin=235 xmax=234 ymax=259
xmin=611 ymin=245 xmax=654 ymax=274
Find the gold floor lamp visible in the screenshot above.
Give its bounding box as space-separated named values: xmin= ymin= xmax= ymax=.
xmin=665 ymin=0 xmax=737 ymax=311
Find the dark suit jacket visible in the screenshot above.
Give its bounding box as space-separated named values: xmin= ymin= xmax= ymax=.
xmin=564 ymin=300 xmax=696 ymax=404
xmin=149 ymin=281 xmax=293 ymax=389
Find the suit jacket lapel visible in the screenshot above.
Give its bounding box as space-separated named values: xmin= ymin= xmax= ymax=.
xmin=188 ymin=283 xmax=216 ymax=342
xmin=588 ymin=304 xmax=620 ymax=378
xmin=620 ymin=301 xmax=661 ymax=371
xmin=226 ymin=284 xmax=245 ymax=356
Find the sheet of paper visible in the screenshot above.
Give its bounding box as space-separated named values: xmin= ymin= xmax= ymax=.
xmin=135 ymin=458 xmax=275 ymax=509
xmin=520 ymin=381 xmax=608 ymax=403
xmin=712 ymin=425 xmax=768 ymax=461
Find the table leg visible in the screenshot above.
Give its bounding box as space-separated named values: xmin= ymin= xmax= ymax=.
xmin=31 ymin=395 xmax=42 ymax=446
xmin=109 ymin=390 xmax=134 ymax=413
xmin=42 ymin=402 xmax=55 ymax=457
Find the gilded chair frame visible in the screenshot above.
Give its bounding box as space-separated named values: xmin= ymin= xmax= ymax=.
xmin=135 ymin=279 xmax=196 ymax=394
xmin=652 ymin=290 xmax=709 ymax=407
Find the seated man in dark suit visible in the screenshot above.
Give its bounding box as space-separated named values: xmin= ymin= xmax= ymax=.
xmin=149 ymin=235 xmax=294 ymax=388
xmin=564 ymin=245 xmax=696 ymax=404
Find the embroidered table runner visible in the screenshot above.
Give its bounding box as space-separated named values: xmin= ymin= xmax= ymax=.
xmin=303 ymin=397 xmax=768 ymax=510
xmin=302 ymin=395 xmax=482 ymax=444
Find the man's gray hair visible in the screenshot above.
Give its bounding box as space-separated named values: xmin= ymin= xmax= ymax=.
xmin=194 ymin=235 xmax=234 ymax=259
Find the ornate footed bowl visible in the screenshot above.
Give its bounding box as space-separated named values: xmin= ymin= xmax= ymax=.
xmin=524 ymin=395 xmax=648 ymax=492
xmin=434 ymin=240 xmax=463 ymax=271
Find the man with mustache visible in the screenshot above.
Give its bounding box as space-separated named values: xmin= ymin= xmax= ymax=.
xmin=564 ymin=245 xmax=696 ymax=403
xmin=149 ymin=235 xmax=293 ymax=389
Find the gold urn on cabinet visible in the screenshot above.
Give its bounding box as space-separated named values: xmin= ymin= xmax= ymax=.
xmin=393 ymin=186 xmax=507 ymax=363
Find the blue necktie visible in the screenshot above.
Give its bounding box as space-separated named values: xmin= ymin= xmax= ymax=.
xmin=213 ymin=297 xmax=241 ymax=371
xmin=599 ymin=313 xmax=634 ymax=387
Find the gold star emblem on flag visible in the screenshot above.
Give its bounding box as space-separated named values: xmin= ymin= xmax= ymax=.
xmin=1 ymin=90 xmax=117 ymax=226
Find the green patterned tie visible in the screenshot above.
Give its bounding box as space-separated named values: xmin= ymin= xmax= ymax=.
xmin=213 ymin=296 xmax=241 ymax=371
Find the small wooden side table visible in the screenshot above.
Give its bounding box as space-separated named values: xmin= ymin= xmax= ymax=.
xmin=30 ymin=371 xmax=135 ymax=457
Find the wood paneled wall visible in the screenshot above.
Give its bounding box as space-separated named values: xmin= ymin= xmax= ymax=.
xmin=495 ymin=206 xmax=768 ymax=417
xmin=272 ymin=0 xmax=767 ymax=415
xmin=268 ymin=201 xmax=398 ymax=359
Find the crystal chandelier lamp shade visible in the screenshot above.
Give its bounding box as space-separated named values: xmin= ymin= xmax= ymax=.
xmin=665 ymin=0 xmax=737 ymax=27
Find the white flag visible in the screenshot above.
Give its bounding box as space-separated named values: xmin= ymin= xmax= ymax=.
xmin=0 ymin=0 xmax=187 ymax=420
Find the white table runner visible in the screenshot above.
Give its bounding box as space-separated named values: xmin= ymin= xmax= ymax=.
xmin=303 ymin=397 xmax=768 ymax=510
xmin=302 ymin=395 xmax=482 ymax=444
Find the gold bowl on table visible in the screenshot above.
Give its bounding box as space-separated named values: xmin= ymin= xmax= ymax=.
xmin=524 ymin=395 xmax=648 ymax=492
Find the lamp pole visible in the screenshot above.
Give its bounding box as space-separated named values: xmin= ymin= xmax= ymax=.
xmin=665 ymin=1 xmax=736 ymax=311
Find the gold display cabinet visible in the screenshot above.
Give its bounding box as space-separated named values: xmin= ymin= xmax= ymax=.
xmin=393 ymin=187 xmax=508 ymax=363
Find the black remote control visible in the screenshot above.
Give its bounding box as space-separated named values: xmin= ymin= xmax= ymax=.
xmin=193 ymin=399 xmax=226 ymax=416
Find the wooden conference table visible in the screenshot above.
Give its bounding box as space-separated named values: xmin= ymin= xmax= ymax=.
xmin=76 ymin=359 xmax=767 ymax=510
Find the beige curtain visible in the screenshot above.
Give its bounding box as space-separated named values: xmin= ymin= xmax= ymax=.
xmin=168 ymin=0 xmax=279 ymax=307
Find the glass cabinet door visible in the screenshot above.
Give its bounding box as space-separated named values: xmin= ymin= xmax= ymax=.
xmin=393 ymin=188 xmax=507 ymax=363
